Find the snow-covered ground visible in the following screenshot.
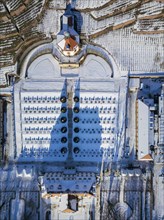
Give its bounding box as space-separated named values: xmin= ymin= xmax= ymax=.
xmin=14 ymin=77 xmax=127 ymax=164
xmin=0 ymin=2 xmax=163 ymax=218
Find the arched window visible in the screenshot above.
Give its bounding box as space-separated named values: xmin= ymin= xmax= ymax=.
xmin=45 ymin=210 xmax=51 ymax=220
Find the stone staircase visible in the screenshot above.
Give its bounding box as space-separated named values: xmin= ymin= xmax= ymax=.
xmin=67 ymin=79 xmax=74 ymax=161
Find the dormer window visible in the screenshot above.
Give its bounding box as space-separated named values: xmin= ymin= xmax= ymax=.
xmin=66 ymin=43 xmax=70 ymax=50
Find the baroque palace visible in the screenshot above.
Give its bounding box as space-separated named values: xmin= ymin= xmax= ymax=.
xmin=0 ymin=0 xmax=164 ymax=219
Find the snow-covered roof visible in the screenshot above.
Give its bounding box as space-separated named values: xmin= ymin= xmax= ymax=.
xmin=140 ymin=154 xmax=153 ymax=161
xmin=137 ymin=100 xmax=150 ymax=160
xmin=58 ymin=37 xmax=78 ymax=51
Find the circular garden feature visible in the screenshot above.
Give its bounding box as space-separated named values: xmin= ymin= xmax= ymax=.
xmin=74 ymin=137 xmax=80 ymax=143
xmin=61 ymin=147 xmax=67 ymax=154
xmin=73 ymin=107 xmax=79 ymax=113
xmin=73 ymin=147 xmax=80 ymax=154
xmin=74 ymin=96 xmax=79 ymax=102
xmin=60 ymin=96 xmax=67 ymax=103
xmin=61 ymin=137 xmax=67 ymax=143
xmin=61 ymin=127 xmax=67 ymax=133
xmin=73 ymin=117 xmax=79 ymax=123
xmin=74 ymin=127 xmax=79 ymax=133
xmin=61 ymin=107 xmax=67 ymax=113
xmin=61 ymin=117 xmax=67 ymax=123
